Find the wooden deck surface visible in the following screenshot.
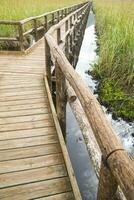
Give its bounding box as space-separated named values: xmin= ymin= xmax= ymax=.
xmin=0 ymin=41 xmax=76 ymax=199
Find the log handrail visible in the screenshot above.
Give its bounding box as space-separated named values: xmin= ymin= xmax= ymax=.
xmin=45 ymin=2 xmax=134 ymax=200
xmin=0 ymin=2 xmax=88 ymax=51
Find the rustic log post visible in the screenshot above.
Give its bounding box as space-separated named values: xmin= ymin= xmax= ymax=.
xmin=97 ymin=157 xmax=118 ymax=200
xmin=61 ymin=10 xmax=64 ymax=19
xmin=44 ymin=15 xmax=48 ymax=32
xmin=57 ymin=28 xmax=61 ymax=44
xmin=57 ymin=11 xmax=60 ymax=23
xmin=52 ymin=13 xmax=55 ymax=25
xmin=65 ymin=20 xmax=68 ymax=32
xmin=18 ymin=23 xmax=24 ymax=52
xmin=65 ymin=8 xmax=67 ymax=17
xmin=33 ymin=19 xmax=38 ymax=41
xmin=45 ymin=38 xmax=51 ymax=90
xmin=56 ymin=28 xmax=67 ymax=138
xmin=70 ymin=16 xmax=73 ymax=28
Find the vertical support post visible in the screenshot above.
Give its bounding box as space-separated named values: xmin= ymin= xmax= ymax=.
xmin=56 ymin=28 xmax=66 ymax=138
xmin=70 ymin=16 xmax=73 ymax=28
xmin=57 ymin=28 xmax=61 ymax=44
xmin=65 ymin=8 xmax=67 ymax=17
xmin=45 ymin=38 xmax=51 ymax=90
xmin=97 ymin=157 xmax=118 ymax=200
xmin=44 ymin=15 xmax=48 ymax=32
xmin=52 ymin=13 xmax=55 ymax=25
xmin=61 ymin=10 xmax=64 ymax=19
xmin=65 ymin=20 xmax=68 ymax=32
xmin=18 ymin=23 xmax=24 ymax=52
xmin=33 ymin=19 xmax=38 ymax=41
xmin=57 ymin=11 xmax=60 ymax=23
xmin=65 ymin=20 xmax=69 ymax=58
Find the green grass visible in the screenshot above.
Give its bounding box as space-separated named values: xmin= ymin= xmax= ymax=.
xmin=0 ymin=0 xmax=84 ymax=20
xmin=0 ymin=0 xmax=85 ymax=37
xmin=93 ymin=0 xmax=134 ymax=121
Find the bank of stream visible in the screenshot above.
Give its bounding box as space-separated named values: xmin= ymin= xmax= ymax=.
xmin=66 ymin=11 xmax=134 ymax=200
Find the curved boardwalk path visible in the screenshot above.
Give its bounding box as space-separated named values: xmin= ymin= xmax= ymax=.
xmin=0 ymin=41 xmax=77 ymax=199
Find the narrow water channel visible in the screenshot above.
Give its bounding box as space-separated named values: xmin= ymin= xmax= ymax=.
xmin=66 ymin=10 xmax=134 ymax=200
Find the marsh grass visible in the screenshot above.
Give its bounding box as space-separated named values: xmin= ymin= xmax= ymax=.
xmin=0 ymin=0 xmax=84 ymax=36
xmin=93 ymin=0 xmax=134 ymax=121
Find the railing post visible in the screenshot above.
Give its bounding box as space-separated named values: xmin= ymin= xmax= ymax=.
xmin=56 ymin=28 xmax=67 ymax=138
xmin=70 ymin=16 xmax=73 ymax=28
xmin=65 ymin=8 xmax=67 ymax=17
xmin=65 ymin=20 xmax=68 ymax=32
xmin=57 ymin=11 xmax=60 ymax=23
xmin=97 ymin=156 xmax=118 ymax=200
xmin=33 ymin=19 xmax=38 ymax=41
xmin=44 ymin=15 xmax=48 ymax=32
xmin=18 ymin=23 xmax=24 ymax=52
xmin=45 ymin=38 xmax=51 ymax=90
xmin=52 ymin=13 xmax=55 ymax=25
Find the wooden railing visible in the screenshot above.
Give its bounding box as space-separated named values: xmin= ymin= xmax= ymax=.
xmin=45 ymin=2 xmax=134 ymax=200
xmin=0 ymin=2 xmax=88 ymax=51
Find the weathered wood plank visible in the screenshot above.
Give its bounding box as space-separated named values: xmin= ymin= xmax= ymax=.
xmin=0 ymin=108 xmax=50 ymax=117
xmin=0 ymin=94 xmax=45 ymax=101
xmin=0 ymin=97 xmax=48 ymax=108
xmin=0 ymin=135 xmax=58 ymax=150
xmin=0 ymin=164 xmax=67 ymax=189
xmin=0 ymin=143 xmax=61 ymax=161
xmin=0 ymin=102 xmax=49 ymax=111
xmin=0 ymin=153 xmax=64 ymax=173
xmin=0 ymin=177 xmax=71 ymax=200
xmin=38 ymin=192 xmax=75 ymax=200
xmin=0 ymin=113 xmax=53 ymax=125
xmin=0 ymin=126 xmax=56 ymax=140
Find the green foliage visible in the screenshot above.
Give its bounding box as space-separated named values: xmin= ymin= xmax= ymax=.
xmin=93 ymin=0 xmax=134 ymax=121
xmin=99 ymin=79 xmax=134 ymax=121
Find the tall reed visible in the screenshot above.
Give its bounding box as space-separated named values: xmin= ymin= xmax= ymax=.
xmin=93 ymin=0 xmax=134 ymax=120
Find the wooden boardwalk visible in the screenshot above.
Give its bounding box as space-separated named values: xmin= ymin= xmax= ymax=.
xmin=0 ymin=40 xmax=78 ymax=199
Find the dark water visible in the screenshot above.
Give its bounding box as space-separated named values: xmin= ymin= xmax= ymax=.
xmin=66 ymin=11 xmax=134 ymax=200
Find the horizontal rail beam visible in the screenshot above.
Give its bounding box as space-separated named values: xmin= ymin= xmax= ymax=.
xmin=0 ymin=37 xmax=18 ymax=41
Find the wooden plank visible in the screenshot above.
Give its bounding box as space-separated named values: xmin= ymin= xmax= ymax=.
xmin=0 ymin=98 xmax=46 ymax=106
xmin=0 ymin=126 xmax=56 ymax=140
xmin=0 ymin=153 xmax=64 ymax=174
xmin=0 ymin=86 xmax=42 ymax=92
xmin=0 ymin=79 xmax=42 ymax=83
xmin=0 ymin=89 xmax=44 ymax=97
xmin=0 ymin=60 xmax=44 ymax=65
xmin=38 ymin=192 xmax=75 ymax=200
xmin=0 ymin=113 xmax=53 ymax=125
xmin=0 ymin=143 xmax=61 ymax=161
xmin=0 ymin=177 xmax=71 ymax=200
xmin=0 ymin=83 xmax=43 ymax=89
xmin=0 ymin=135 xmax=58 ymax=150
xmin=0 ymin=108 xmax=50 ymax=117
xmin=0 ymin=69 xmax=44 ymax=74
xmin=0 ymin=120 xmax=54 ymax=132
xmin=0 ymin=164 xmax=67 ymax=189
xmin=0 ymin=94 xmax=45 ymax=101
xmin=0 ymin=102 xmax=49 ymax=112
xmin=0 ymin=72 xmax=42 ymax=76
xmin=0 ymin=75 xmax=42 ymax=80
